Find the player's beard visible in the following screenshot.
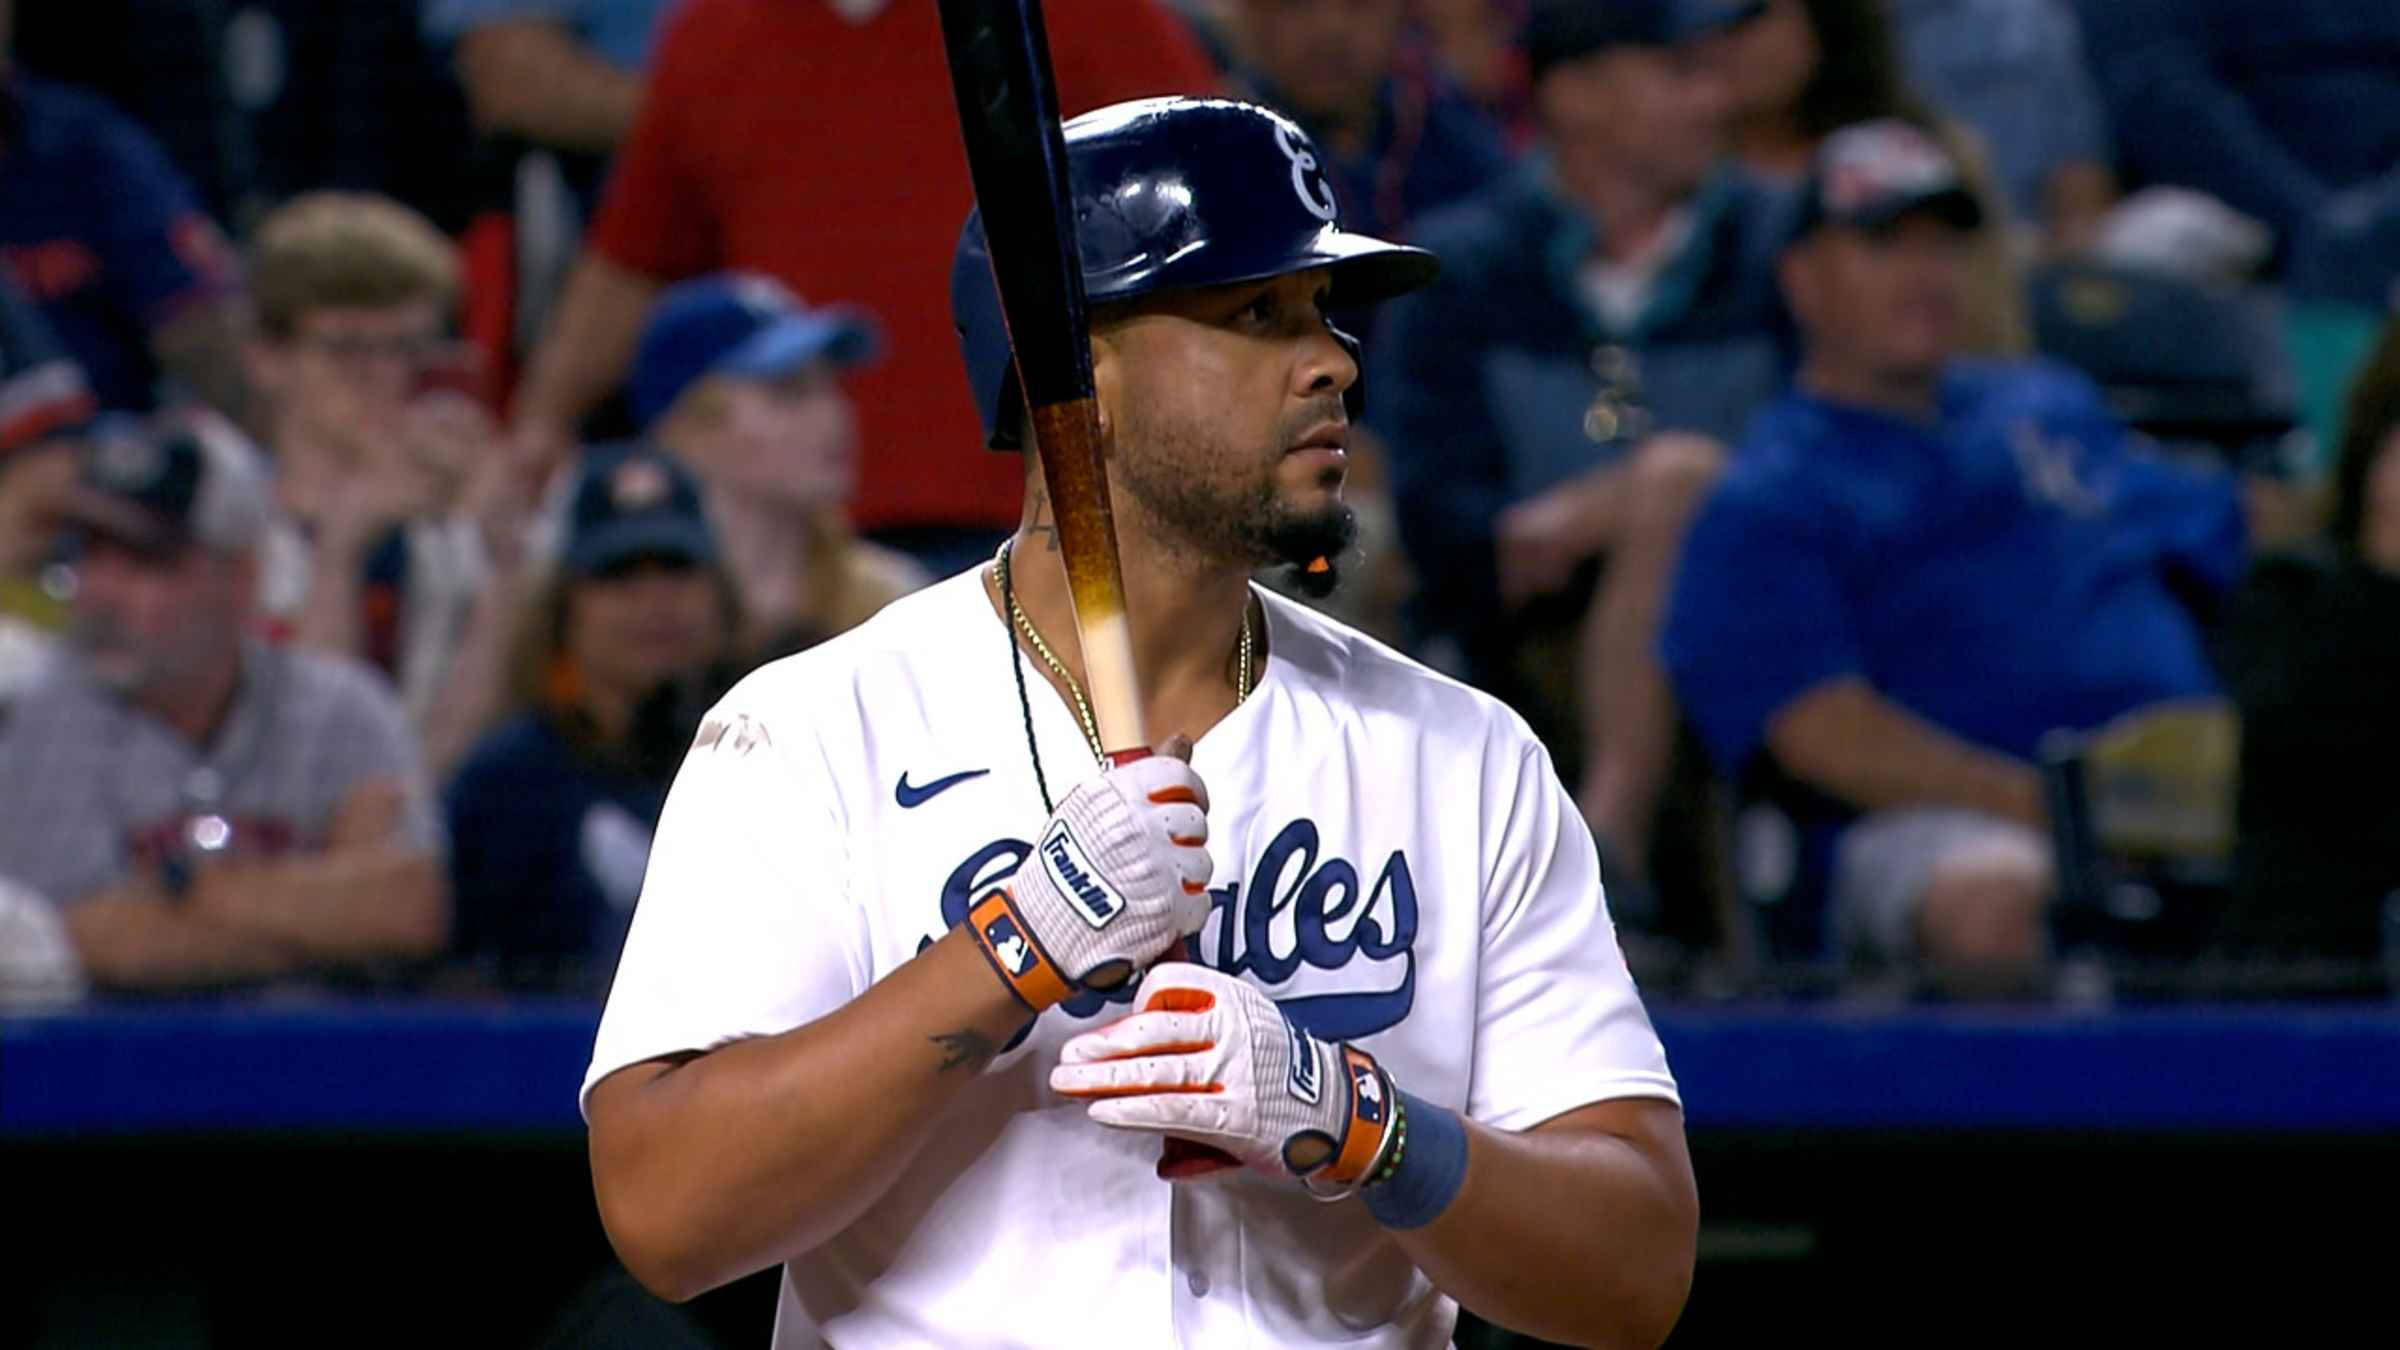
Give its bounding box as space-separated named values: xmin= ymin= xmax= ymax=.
xmin=1113 ymin=393 xmax=1358 ymax=597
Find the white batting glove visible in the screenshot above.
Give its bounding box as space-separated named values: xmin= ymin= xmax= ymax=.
xmin=1049 ymin=962 xmax=1394 ymax=1185
xmin=966 ymin=742 xmax=1214 ymax=1012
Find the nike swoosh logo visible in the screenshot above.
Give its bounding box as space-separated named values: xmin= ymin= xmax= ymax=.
xmin=895 ymin=768 xmax=990 ymax=808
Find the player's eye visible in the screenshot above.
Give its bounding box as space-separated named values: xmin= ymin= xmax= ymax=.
xmin=1235 ymin=291 xmax=1278 ymax=325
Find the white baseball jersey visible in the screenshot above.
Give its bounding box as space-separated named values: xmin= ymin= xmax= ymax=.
xmin=584 ymin=568 xmax=1679 ymax=1349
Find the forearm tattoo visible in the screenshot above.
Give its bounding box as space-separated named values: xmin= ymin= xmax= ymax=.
xmin=931 ymin=1029 xmax=999 ymax=1073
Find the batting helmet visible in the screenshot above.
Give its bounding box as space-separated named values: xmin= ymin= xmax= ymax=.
xmin=951 ymin=96 xmax=1440 ymax=451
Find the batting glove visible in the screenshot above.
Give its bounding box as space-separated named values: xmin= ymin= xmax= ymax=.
xmin=1049 ymin=962 xmax=1393 ymax=1186
xmin=966 ymin=744 xmax=1214 ymax=1012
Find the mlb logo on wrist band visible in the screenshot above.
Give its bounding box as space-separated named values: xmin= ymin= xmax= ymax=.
xmin=983 ymin=913 xmax=1036 ymax=976
xmin=1351 ymin=1062 xmax=1386 ymax=1124
xmin=1040 ymin=821 xmax=1126 ymax=928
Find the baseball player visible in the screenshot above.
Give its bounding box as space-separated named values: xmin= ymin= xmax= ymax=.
xmin=583 ymin=97 xmax=1694 ymax=1349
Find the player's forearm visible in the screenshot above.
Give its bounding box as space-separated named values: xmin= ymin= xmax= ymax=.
xmin=588 ymin=926 xmax=1031 ymax=1302
xmin=1392 ymin=1101 xmax=1696 ymax=1350
xmin=514 ymin=254 xmax=659 ymax=459
xmin=1767 ymin=677 xmax=2045 ymax=829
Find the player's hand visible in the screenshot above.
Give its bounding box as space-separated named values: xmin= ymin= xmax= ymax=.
xmin=1050 ymin=963 xmax=1393 ymax=1186
xmin=964 ymin=737 xmax=1213 ymax=1012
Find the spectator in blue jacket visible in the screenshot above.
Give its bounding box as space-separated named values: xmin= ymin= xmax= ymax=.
xmin=2071 ymin=0 xmax=2400 ymax=307
xmin=1662 ymin=121 xmax=2254 ymax=994
xmin=1373 ymin=0 xmax=1784 ymax=896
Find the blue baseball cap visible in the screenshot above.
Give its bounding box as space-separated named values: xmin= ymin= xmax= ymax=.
xmin=561 ymin=443 xmax=719 ymax=578
xmin=628 ymin=273 xmax=882 ymax=428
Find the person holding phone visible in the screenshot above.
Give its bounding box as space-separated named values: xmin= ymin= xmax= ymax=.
xmin=242 ymin=191 xmax=530 ymax=773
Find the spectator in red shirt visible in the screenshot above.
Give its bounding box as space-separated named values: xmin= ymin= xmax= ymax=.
xmin=508 ymin=0 xmax=1219 ymax=580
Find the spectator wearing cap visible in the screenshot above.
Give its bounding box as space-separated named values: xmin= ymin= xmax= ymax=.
xmin=1706 ymin=0 xmax=2029 ymax=352
xmin=1374 ymin=0 xmax=1785 ymax=903
xmin=242 ymin=192 xmax=528 ymax=774
xmin=2217 ymin=319 xmax=2400 ymax=988
xmin=629 ymin=273 xmax=927 ymax=665
xmin=442 ymin=443 xmax=739 ymax=991
xmin=1662 ymin=120 xmax=2265 ymax=994
xmin=1212 ymin=0 xmax=1512 ymax=246
xmin=0 ymin=416 xmax=447 ymax=993
xmin=0 ymin=3 xmax=249 ymax=419
xmin=506 ymin=0 xmax=1221 ymax=582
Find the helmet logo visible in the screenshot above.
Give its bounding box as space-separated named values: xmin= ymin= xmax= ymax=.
xmin=1274 ymin=123 xmax=1340 ymax=224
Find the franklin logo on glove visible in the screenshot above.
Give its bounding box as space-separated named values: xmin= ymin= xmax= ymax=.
xmin=1041 ymin=822 xmax=1126 ymax=928
xmin=1286 ymin=1016 xmax=1321 ymax=1105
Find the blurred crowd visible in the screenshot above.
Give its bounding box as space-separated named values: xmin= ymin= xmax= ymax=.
xmin=0 ymin=0 xmax=2395 ymax=1009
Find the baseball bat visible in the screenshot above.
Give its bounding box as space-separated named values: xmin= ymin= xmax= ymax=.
xmin=938 ymin=0 xmax=1241 ymax=1181
xmin=936 ymin=0 xmax=1146 ymax=767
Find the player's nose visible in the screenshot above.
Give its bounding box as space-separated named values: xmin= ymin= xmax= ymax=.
xmin=1294 ymin=328 xmax=1358 ymax=406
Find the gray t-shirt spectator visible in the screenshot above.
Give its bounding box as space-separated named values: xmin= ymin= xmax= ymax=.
xmin=1890 ymin=0 xmax=2110 ymax=228
xmin=0 ymin=640 xmax=441 ymax=908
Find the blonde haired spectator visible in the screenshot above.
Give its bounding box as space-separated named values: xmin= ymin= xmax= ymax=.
xmin=244 ymin=191 xmax=531 ymax=773
xmin=627 ymin=273 xmax=927 ymax=664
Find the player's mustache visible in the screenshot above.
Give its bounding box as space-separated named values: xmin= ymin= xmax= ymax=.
xmin=1276 ymin=397 xmax=1349 ymax=450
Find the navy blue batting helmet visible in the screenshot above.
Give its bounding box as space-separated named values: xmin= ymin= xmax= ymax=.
xmin=951 ymin=96 xmax=1440 ymax=451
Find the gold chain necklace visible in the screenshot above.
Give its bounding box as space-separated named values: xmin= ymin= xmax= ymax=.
xmin=993 ymin=540 xmax=1253 ymax=764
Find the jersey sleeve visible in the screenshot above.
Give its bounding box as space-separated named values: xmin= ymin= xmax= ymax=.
xmin=1466 ymin=737 xmax=1679 ymax=1133
xmin=582 ymin=689 xmax=873 ymax=1114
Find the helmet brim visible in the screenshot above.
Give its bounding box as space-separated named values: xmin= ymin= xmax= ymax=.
xmin=1093 ymin=228 xmax=1440 ymax=311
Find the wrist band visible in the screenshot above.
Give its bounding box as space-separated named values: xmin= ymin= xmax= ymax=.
xmin=1362 ymin=1090 xmax=1468 ymax=1231
xmin=965 ymin=885 xmax=1073 ymax=1012
xmin=1321 ymin=1046 xmax=1394 ymax=1184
